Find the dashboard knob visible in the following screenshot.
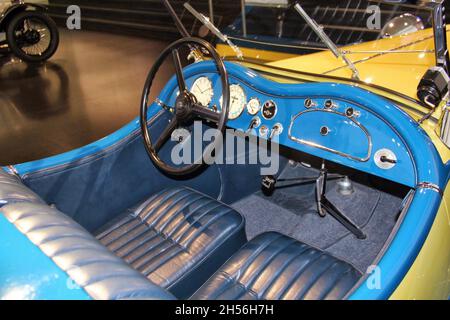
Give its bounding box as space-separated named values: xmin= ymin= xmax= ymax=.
xmin=374 ymin=149 xmax=397 ymax=169
xmin=269 ymin=123 xmax=283 ymax=140
xmin=320 ymin=126 xmax=330 ymax=136
xmin=324 ymin=100 xmax=337 ymax=109
xmin=345 ymin=107 xmax=360 ymax=118
xmin=247 ymin=116 xmax=261 ymax=132
xmin=259 ymin=125 xmax=269 ymax=137
xmin=304 ymin=98 xmax=317 ymax=109
xmin=345 ymin=108 xmax=354 ymax=117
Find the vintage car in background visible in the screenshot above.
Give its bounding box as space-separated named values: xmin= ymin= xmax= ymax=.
xmin=0 ymin=0 xmax=58 ymax=62
xmin=0 ymin=0 xmax=448 ymax=300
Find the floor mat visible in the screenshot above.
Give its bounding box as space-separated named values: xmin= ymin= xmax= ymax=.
xmin=232 ymin=164 xmax=403 ymax=272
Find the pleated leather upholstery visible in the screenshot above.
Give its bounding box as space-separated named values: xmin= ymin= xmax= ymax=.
xmin=0 ymin=170 xmax=44 ymax=207
xmin=192 ymin=232 xmax=362 ymax=300
xmin=2 ymin=202 xmax=175 ymax=300
xmin=96 ymin=187 xmax=246 ymax=299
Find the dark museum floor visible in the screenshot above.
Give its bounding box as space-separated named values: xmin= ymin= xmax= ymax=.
xmin=0 ymin=29 xmax=172 ymax=166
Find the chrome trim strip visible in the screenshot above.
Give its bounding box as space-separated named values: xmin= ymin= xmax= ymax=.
xmin=6 ymin=165 xmax=19 ymax=177
xmin=416 ymin=182 xmax=443 ymax=196
xmin=288 ymin=108 xmax=373 ymax=162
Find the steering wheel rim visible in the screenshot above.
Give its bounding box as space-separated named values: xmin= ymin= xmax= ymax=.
xmin=140 ymin=37 xmax=230 ymax=177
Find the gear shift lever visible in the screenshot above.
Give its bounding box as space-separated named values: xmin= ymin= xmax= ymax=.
xmin=261 ymin=161 xmax=366 ymax=239
xmin=316 ymin=162 xmax=366 ymax=239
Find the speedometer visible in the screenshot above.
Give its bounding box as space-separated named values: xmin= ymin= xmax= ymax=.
xmin=220 ymin=84 xmax=246 ymax=120
xmin=191 ymin=77 xmax=213 ymax=107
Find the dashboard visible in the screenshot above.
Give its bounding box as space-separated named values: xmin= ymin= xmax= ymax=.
xmin=158 ymin=62 xmax=444 ymax=189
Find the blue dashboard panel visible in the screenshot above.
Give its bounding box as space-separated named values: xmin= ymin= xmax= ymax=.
xmin=160 ymin=63 xmax=432 ymax=188
xmin=289 ymin=109 xmax=372 ymax=162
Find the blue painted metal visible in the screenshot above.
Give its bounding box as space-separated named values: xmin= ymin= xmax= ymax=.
xmin=3 ymin=60 xmax=448 ymax=300
xmin=289 ymin=109 xmax=372 ymax=161
xmin=0 ymin=215 xmax=91 ymax=300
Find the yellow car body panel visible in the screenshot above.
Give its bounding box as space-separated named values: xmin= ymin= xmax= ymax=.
xmin=216 ymin=43 xmax=296 ymax=63
xmin=267 ymin=28 xmax=438 ymax=101
xmin=390 ymin=183 xmax=450 ymax=300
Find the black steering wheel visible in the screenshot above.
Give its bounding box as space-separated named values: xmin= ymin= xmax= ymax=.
xmin=140 ymin=37 xmax=230 ymax=176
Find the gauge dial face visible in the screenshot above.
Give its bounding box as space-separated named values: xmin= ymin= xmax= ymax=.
xmin=247 ymin=98 xmax=261 ymax=115
xmin=220 ymin=84 xmax=246 ymax=120
xmin=190 ymin=77 xmax=214 ymax=107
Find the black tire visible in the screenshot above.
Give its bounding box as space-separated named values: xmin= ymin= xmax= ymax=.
xmin=6 ymin=10 xmax=59 ymax=63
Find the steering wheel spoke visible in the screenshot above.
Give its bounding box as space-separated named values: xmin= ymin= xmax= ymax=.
xmin=192 ymin=103 xmax=221 ymax=123
xmin=154 ymin=117 xmax=178 ymax=153
xmin=172 ymin=49 xmax=187 ymax=93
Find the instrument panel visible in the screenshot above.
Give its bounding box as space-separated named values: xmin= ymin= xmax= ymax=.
xmin=172 ymin=72 xmax=418 ymax=188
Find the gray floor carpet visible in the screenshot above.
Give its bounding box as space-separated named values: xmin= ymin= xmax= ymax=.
xmin=232 ymin=164 xmax=403 ymax=272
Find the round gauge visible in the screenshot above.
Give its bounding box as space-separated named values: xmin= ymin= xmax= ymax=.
xmin=220 ymin=84 xmax=246 ymax=120
xmin=262 ymin=100 xmax=277 ymax=120
xmin=247 ymin=98 xmax=261 ymax=115
xmin=190 ymin=77 xmax=214 ymax=107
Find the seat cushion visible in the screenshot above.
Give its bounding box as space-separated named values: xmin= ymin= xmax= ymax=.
xmin=1 ymin=202 xmax=175 ymax=300
xmin=0 ymin=169 xmax=44 ymax=207
xmin=95 ymin=187 xmax=246 ymax=299
xmin=191 ymin=232 xmax=362 ymax=300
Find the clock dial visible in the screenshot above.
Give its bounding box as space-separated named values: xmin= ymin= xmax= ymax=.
xmin=190 ymin=77 xmax=214 ymax=107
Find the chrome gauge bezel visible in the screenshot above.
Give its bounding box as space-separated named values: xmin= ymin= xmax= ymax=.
xmin=220 ymin=84 xmax=247 ymax=120
xmin=247 ymin=97 xmax=261 ymax=116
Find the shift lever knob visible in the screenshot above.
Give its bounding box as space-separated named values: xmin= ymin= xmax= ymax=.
xmin=261 ymin=175 xmax=276 ymax=196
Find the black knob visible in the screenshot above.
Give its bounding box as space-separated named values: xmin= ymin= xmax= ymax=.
xmin=304 ymin=98 xmax=314 ymax=108
xmin=261 ymin=175 xmax=276 ymax=196
xmin=320 ymin=126 xmax=330 ymax=136
xmin=380 ymin=156 xmax=397 ymax=164
xmin=325 ymin=100 xmax=334 ymax=109
xmin=346 ymin=108 xmax=354 ymax=117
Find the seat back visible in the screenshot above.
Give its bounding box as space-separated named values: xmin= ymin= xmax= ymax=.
xmin=0 ymin=202 xmax=175 ymax=300
xmin=0 ymin=169 xmax=44 ymax=207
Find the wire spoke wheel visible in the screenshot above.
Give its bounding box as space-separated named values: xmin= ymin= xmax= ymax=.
xmin=14 ymin=17 xmax=51 ymax=56
xmin=6 ymin=11 xmax=59 ymax=63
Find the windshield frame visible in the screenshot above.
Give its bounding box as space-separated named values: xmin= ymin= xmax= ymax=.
xmin=223 ymin=0 xmax=450 ymax=74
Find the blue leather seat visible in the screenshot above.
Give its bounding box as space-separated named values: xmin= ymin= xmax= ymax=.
xmin=192 ymin=232 xmax=361 ymax=300
xmin=1 ymin=202 xmax=175 ymax=300
xmin=0 ymin=170 xmax=44 ymax=207
xmin=0 ymin=180 xmax=245 ymax=300
xmin=95 ymin=187 xmax=246 ymax=299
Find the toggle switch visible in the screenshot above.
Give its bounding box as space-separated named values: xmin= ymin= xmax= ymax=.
xmin=269 ymin=123 xmax=283 ymax=140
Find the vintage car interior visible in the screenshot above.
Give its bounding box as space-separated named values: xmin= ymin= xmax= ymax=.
xmin=1 ymin=33 xmax=443 ymax=300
